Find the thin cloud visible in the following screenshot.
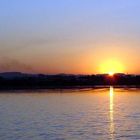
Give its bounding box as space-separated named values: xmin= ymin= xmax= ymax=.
xmin=0 ymin=57 xmax=35 ymax=73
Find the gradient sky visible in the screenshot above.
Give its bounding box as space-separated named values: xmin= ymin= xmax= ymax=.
xmin=0 ymin=0 xmax=140 ymax=74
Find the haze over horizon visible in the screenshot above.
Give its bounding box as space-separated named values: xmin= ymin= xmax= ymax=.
xmin=1 ymin=0 xmax=140 ymax=74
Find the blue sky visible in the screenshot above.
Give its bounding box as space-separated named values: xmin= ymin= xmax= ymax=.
xmin=0 ymin=0 xmax=140 ymax=74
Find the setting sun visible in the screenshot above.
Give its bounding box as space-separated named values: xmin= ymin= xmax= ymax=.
xmin=99 ymin=59 xmax=124 ymax=74
xmin=108 ymin=71 xmax=114 ymax=76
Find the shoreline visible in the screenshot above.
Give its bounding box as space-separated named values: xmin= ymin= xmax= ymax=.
xmin=0 ymin=85 xmax=140 ymax=92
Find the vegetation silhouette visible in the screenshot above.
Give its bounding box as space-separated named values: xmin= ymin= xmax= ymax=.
xmin=0 ymin=72 xmax=140 ymax=89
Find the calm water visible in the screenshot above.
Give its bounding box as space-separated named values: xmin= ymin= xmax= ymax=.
xmin=0 ymin=87 xmax=140 ymax=140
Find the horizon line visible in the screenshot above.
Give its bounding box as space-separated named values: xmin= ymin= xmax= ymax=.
xmin=0 ymin=71 xmax=140 ymax=76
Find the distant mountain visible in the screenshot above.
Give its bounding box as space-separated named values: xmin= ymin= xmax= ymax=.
xmin=0 ymin=72 xmax=80 ymax=79
xmin=0 ymin=72 xmax=36 ymax=79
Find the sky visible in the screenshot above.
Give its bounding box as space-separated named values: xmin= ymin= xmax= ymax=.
xmin=0 ymin=0 xmax=140 ymax=74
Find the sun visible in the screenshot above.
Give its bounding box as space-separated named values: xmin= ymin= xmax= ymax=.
xmin=108 ymin=71 xmax=114 ymax=76
xmin=99 ymin=59 xmax=124 ymax=74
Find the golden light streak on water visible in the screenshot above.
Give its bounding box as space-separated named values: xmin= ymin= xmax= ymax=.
xmin=109 ymin=86 xmax=115 ymax=140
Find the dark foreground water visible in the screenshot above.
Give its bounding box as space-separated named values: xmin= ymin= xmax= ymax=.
xmin=0 ymin=87 xmax=140 ymax=140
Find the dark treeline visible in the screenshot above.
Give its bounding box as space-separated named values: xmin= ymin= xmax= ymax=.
xmin=0 ymin=72 xmax=140 ymax=89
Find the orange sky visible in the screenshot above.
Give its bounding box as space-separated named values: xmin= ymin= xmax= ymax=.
xmin=0 ymin=1 xmax=140 ymax=74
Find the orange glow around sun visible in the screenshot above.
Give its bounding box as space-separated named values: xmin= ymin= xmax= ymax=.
xmin=99 ymin=59 xmax=124 ymax=74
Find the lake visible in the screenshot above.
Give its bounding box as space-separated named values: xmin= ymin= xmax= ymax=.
xmin=0 ymin=87 xmax=140 ymax=140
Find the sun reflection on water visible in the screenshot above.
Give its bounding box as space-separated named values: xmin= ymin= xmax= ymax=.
xmin=109 ymin=86 xmax=115 ymax=140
